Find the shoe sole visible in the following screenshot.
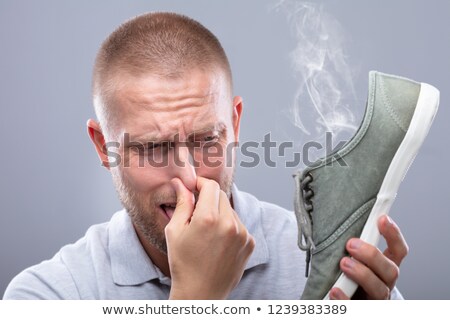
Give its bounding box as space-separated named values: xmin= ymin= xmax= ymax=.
xmin=323 ymin=81 xmax=440 ymax=299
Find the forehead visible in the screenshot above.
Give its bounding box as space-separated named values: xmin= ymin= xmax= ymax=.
xmin=110 ymin=69 xmax=232 ymax=141
xmin=116 ymin=69 xmax=223 ymax=109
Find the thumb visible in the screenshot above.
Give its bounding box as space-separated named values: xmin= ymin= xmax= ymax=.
xmin=169 ymin=178 xmax=195 ymax=227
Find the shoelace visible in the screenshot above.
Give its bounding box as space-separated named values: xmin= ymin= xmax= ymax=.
xmin=293 ymin=170 xmax=315 ymax=277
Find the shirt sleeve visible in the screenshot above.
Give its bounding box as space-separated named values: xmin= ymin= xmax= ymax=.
xmin=2 ymin=258 xmax=80 ymax=300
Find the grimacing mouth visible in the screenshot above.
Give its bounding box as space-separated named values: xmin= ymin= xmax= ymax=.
xmin=160 ymin=203 xmax=176 ymax=219
xmin=160 ymin=203 xmax=176 ymax=210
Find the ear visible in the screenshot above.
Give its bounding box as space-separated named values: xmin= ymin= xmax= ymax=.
xmin=232 ymin=96 xmax=243 ymax=142
xmin=87 ymin=119 xmax=110 ymax=170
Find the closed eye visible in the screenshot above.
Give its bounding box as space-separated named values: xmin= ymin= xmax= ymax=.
xmin=198 ymin=135 xmax=220 ymax=147
xmin=146 ymin=142 xmax=162 ymax=149
xmin=203 ymin=135 xmax=218 ymax=142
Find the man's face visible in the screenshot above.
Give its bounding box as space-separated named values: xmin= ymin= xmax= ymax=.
xmin=106 ymin=68 xmax=241 ymax=253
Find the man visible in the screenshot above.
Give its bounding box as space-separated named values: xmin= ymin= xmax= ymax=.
xmin=3 ymin=12 xmax=407 ymax=300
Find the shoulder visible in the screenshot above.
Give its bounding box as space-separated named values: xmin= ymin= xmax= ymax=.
xmin=257 ymin=199 xmax=298 ymax=248
xmin=231 ymin=186 xmax=306 ymax=299
xmin=3 ymin=253 xmax=79 ymax=299
xmin=259 ymin=199 xmax=296 ymax=225
xmin=3 ymin=218 xmax=111 ymax=300
xmin=234 ymin=186 xmax=297 ymax=236
xmin=232 ymin=185 xmax=299 ymax=258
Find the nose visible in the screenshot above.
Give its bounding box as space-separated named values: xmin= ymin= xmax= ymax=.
xmin=171 ymin=142 xmax=197 ymax=192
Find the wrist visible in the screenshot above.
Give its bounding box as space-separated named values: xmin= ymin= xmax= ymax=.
xmin=169 ymin=285 xmax=226 ymax=300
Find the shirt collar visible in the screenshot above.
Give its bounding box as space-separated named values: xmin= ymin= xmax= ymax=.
xmin=109 ymin=183 xmax=269 ymax=286
xmin=230 ymin=184 xmax=270 ymax=269
xmin=109 ymin=210 xmax=161 ymax=286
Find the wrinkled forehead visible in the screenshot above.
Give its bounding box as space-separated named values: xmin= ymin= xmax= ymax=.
xmin=109 ymin=68 xmax=232 ymax=115
xmin=107 ymin=68 xmax=233 ymax=141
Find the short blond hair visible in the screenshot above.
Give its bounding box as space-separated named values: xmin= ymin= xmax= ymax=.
xmin=92 ymin=12 xmax=233 ymax=137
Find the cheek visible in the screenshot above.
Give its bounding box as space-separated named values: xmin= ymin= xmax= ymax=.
xmin=121 ymin=160 xmax=168 ymax=193
xmin=193 ymin=143 xmax=235 ymax=179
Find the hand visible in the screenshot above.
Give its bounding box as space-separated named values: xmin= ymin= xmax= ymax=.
xmin=330 ymin=215 xmax=409 ymax=300
xmin=165 ymin=177 xmax=255 ymax=300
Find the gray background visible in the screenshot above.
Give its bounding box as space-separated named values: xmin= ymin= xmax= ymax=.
xmin=0 ymin=0 xmax=449 ymax=299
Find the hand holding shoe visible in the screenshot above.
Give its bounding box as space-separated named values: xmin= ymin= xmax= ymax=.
xmin=330 ymin=215 xmax=409 ymax=300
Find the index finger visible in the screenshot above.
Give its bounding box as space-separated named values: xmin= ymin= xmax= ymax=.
xmin=168 ymin=178 xmax=195 ymax=228
xmin=194 ymin=177 xmax=220 ymax=217
xmin=378 ymin=215 xmax=409 ymax=267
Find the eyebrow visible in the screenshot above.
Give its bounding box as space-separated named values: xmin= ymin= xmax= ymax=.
xmin=127 ymin=122 xmax=227 ymax=144
xmin=187 ymin=124 xmax=227 ymax=138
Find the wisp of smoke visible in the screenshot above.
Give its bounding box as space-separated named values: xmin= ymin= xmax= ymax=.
xmin=271 ymin=0 xmax=359 ymax=153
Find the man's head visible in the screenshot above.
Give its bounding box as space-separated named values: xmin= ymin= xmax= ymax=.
xmin=87 ymin=12 xmax=243 ymax=254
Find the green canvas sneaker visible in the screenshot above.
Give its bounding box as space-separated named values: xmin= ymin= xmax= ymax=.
xmin=294 ymin=71 xmax=440 ymax=299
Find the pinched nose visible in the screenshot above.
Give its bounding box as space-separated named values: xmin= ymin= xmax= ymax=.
xmin=171 ymin=145 xmax=197 ymax=193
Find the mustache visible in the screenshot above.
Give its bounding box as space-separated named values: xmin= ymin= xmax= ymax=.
xmin=155 ymin=191 xmax=200 ymax=206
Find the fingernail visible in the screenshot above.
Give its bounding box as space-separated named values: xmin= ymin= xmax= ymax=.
xmin=343 ymin=257 xmax=355 ymax=269
xmin=330 ymin=289 xmax=342 ymax=300
xmin=330 ymin=290 xmax=337 ymax=300
xmin=349 ymin=238 xmax=362 ymax=250
xmin=386 ymin=215 xmax=393 ymax=224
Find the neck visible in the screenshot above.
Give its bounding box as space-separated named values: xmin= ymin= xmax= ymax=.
xmin=134 ymin=225 xmax=171 ymax=277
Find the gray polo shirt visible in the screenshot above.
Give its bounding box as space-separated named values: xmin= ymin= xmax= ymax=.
xmin=3 ymin=185 xmax=402 ymax=299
